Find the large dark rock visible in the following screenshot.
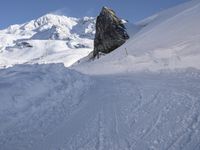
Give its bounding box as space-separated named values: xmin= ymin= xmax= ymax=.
xmin=93 ymin=7 xmax=129 ymax=58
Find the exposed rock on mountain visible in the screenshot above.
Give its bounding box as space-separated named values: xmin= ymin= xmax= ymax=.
xmin=16 ymin=41 xmax=33 ymax=48
xmin=93 ymin=7 xmax=129 ymax=58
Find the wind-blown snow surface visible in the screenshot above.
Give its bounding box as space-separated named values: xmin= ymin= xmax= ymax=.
xmin=0 ymin=64 xmax=92 ymax=150
xmin=1 ymin=0 xmax=200 ymax=150
xmin=0 ymin=14 xmax=95 ymax=68
xmin=1 ymin=66 xmax=200 ymax=150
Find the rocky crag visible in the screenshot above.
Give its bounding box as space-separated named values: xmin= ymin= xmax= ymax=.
xmin=93 ymin=7 xmax=129 ymax=58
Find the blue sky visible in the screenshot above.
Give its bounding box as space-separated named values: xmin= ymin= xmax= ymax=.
xmin=0 ymin=0 xmax=189 ymax=29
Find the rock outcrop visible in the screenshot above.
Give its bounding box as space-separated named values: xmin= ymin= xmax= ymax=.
xmin=93 ymin=7 xmax=129 ymax=58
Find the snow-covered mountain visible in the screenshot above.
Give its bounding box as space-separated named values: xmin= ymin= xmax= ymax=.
xmin=0 ymin=14 xmax=95 ymax=67
xmin=1 ymin=0 xmax=200 ymax=150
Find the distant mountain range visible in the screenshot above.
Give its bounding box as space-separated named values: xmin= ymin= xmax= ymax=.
xmin=0 ymin=14 xmax=96 ymax=67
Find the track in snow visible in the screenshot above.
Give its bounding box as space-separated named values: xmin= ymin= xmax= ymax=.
xmin=1 ymin=71 xmax=200 ymax=150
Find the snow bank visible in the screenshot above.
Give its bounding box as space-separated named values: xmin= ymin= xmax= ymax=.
xmin=0 ymin=63 xmax=92 ymax=149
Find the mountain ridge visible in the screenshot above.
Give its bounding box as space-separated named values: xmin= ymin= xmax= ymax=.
xmin=0 ymin=13 xmax=96 ymax=68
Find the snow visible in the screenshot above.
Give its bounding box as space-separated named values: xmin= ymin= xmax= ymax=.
xmin=0 ymin=63 xmax=92 ymax=150
xmin=0 ymin=39 xmax=93 ymax=68
xmin=1 ymin=0 xmax=200 ymax=150
xmin=0 ymin=14 xmax=95 ymax=68
xmin=74 ymin=0 xmax=200 ymax=75
xmin=1 ymin=67 xmax=200 ymax=150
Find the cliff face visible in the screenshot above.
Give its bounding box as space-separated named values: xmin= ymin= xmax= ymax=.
xmin=93 ymin=7 xmax=129 ymax=58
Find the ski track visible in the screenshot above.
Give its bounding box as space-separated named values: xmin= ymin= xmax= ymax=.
xmin=1 ymin=72 xmax=200 ymax=150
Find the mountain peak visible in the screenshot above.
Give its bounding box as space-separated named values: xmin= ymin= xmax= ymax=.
xmin=0 ymin=13 xmax=96 ymax=67
xmin=101 ymin=6 xmax=116 ymax=16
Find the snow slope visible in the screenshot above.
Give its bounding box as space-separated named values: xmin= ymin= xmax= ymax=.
xmin=0 ymin=64 xmax=92 ymax=150
xmin=1 ymin=0 xmax=200 ymax=150
xmin=0 ymin=14 xmax=95 ymax=68
xmin=1 ymin=67 xmax=200 ymax=150
xmin=75 ymin=0 xmax=200 ymax=75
